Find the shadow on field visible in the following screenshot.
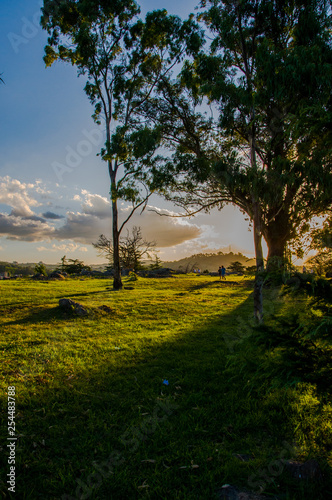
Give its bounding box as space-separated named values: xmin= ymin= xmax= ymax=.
xmin=1 ymin=294 xmax=113 ymax=327
xmin=0 ymin=306 xmax=81 ymax=326
xmin=189 ymin=279 xmax=253 ymax=291
xmin=1 ymin=286 xmax=330 ymax=500
xmin=54 ymin=290 xmax=111 ymax=299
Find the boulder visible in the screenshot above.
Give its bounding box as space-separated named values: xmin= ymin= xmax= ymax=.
xmin=49 ymin=272 xmax=65 ymax=280
xmin=32 ymin=273 xmax=47 ymax=280
xmin=59 ymin=298 xmax=88 ymax=316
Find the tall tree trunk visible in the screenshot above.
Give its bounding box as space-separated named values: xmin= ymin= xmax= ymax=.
xmin=112 ymin=198 xmax=122 ymax=290
xmin=253 ymin=201 xmax=264 ymax=324
xmin=264 ymin=212 xmax=290 ymax=271
xmin=266 ymin=237 xmax=286 ymax=271
xmin=109 ymin=160 xmax=122 ymax=291
xmin=249 ymin=123 xmax=264 ymax=324
xmin=266 ymin=238 xmax=286 ymax=261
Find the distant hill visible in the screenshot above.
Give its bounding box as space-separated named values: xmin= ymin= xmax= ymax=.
xmin=163 ymin=251 xmax=256 ymax=272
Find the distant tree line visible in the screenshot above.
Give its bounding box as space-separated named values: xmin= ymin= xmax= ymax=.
xmin=0 ymin=262 xmax=35 ymax=276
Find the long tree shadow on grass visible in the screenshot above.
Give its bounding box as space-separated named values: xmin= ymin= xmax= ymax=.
xmin=189 ymin=279 xmax=254 ymax=292
xmin=0 ymin=287 xmax=330 ymax=500
xmin=54 ymin=290 xmax=112 ymax=299
xmin=0 ymin=290 xmax=110 ymax=314
xmin=0 ymin=303 xmax=116 ymax=328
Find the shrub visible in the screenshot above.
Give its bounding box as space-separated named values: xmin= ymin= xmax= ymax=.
xmin=34 ymin=263 xmax=47 ymax=276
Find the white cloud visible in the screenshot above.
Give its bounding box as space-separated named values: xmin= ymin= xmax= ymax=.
xmin=0 ymin=176 xmax=60 ymax=241
xmin=122 ymin=205 xmax=202 ymax=247
xmin=81 ymin=192 xmax=110 ymax=218
xmin=37 ymin=242 xmax=88 ymax=253
xmin=0 ymin=177 xmax=68 ymax=242
xmin=0 ymin=176 xmax=40 ymax=217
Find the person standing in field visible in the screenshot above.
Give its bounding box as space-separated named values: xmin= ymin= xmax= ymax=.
xmin=221 ymin=265 xmax=226 ymax=280
xmin=218 ymin=266 xmax=222 ymax=280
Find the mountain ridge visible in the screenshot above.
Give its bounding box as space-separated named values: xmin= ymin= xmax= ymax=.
xmin=163 ymin=251 xmax=256 ymax=272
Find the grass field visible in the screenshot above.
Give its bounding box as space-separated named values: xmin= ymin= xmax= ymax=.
xmin=0 ymin=275 xmax=331 ymax=499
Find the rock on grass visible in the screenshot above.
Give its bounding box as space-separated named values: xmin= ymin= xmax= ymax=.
xmin=59 ymin=298 xmax=88 ymax=316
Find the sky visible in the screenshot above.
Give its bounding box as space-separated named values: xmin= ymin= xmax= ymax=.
xmin=0 ymin=0 xmax=263 ymax=265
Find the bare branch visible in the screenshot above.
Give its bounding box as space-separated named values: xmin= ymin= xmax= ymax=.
xmin=118 ymin=192 xmax=151 ymax=236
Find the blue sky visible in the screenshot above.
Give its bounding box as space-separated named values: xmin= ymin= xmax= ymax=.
xmin=0 ymin=0 xmax=259 ymax=265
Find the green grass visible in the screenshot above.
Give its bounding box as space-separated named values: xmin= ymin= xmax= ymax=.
xmin=0 ymin=275 xmax=331 ymax=499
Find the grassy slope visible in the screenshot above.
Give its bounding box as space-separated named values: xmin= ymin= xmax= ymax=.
xmin=0 ymin=276 xmax=331 ymax=499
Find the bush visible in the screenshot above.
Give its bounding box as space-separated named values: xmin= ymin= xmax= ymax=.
xmin=228 ymin=261 xmax=245 ymax=274
xmin=34 ymin=263 xmax=47 ymax=276
xmin=57 ymin=257 xmax=91 ymax=275
xmin=127 ymin=271 xmax=138 ymax=282
xmin=229 ymin=276 xmax=332 ymax=396
xmin=245 ymin=265 xmax=257 ymax=275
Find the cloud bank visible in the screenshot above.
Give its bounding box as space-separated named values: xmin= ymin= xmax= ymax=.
xmin=0 ymin=178 xmax=202 ymax=249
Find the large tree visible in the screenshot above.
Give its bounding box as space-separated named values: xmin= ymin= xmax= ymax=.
xmin=195 ymin=0 xmax=332 ymax=264
xmin=144 ymin=0 xmax=332 ymax=320
xmin=41 ymin=0 xmax=201 ymax=290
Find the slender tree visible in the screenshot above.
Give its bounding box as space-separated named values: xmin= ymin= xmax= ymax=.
xmin=41 ymin=1 xmax=201 ymax=289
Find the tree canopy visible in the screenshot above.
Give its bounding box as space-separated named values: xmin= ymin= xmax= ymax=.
xmin=146 ymin=0 xmax=332 ymax=266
